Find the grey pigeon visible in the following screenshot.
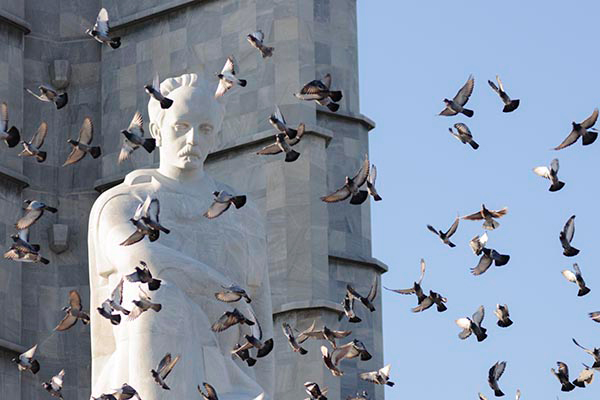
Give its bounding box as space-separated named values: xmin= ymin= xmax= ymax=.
xmin=151 ymin=353 xmax=180 ymax=390
xmin=439 ymin=75 xmax=474 ymax=117
xmin=63 ymin=117 xmax=101 ymax=166
xmin=211 ymin=308 xmax=255 ymax=332
xmin=125 ymin=260 xmax=161 ymax=291
xmin=257 ymin=130 xmax=305 ymax=162
xmin=346 ymin=391 xmax=370 ymax=400
xmin=91 ymin=395 xmax=118 ymax=400
xmin=562 ymin=263 xmax=591 ymax=296
xmin=384 ymin=258 xmax=428 ymax=308
xmin=268 ymin=106 xmax=303 ymax=139
xmin=551 ymin=361 xmax=575 ymax=392
xmin=86 ymin=8 xmax=121 ymax=49
xmin=488 ymin=361 xmax=506 ymax=397
xmin=411 ymin=289 xmax=447 ymax=313
xmin=455 ymin=305 xmax=488 ymax=342
xmin=236 ymin=311 xmax=273 ymax=359
xmin=560 ymin=215 xmax=579 ymax=257
xmin=97 ymin=277 xmax=130 ymax=325
xmin=590 ymin=311 xmax=600 ymax=323
xmin=121 ymin=195 xmax=170 ymax=246
xmin=321 ymin=155 xmax=369 ymax=205
xmin=321 ymin=345 xmax=343 ymax=376
xmin=449 ymin=123 xmax=479 ymax=149
xmin=359 ymin=364 xmax=394 ymax=387
xmin=488 ymin=75 xmax=520 ymax=112
xmin=341 ymin=293 xmax=361 ymax=323
xmin=19 ymin=122 xmax=48 ymax=162
xmin=128 ymin=286 xmax=162 ymax=321
xmin=332 ymin=339 xmax=372 ymax=365
xmin=554 ymin=108 xmax=598 ymax=150
xmin=296 ymin=320 xmax=351 ymax=349
xmin=204 ymin=191 xmax=247 ymax=219
xmin=427 ymin=216 xmax=459 ymax=247
xmin=0 ymin=101 xmax=20 ymax=147
xmin=145 ymin=73 xmax=173 ymax=109
xmin=11 ymin=344 xmax=40 ymax=374
xmin=282 ymin=322 xmax=308 ymax=355
xmin=231 ymin=342 xmax=256 ymax=367
xmin=366 ymin=164 xmax=382 ymax=201
xmin=112 ymin=383 xmax=142 ymax=400
xmin=26 ymin=85 xmax=68 ymax=109
xmin=533 ymin=158 xmax=565 ymax=191
xmin=462 ymin=204 xmax=508 ymax=230
xmin=572 ymin=338 xmax=600 ymax=369
xmin=346 ymin=275 xmax=378 ymax=312
xmin=215 ymin=56 xmax=247 ymax=98
xmin=16 ymin=200 xmax=57 ymax=230
xmin=471 ymin=247 xmax=510 ymax=276
xmin=573 ymin=363 xmax=594 ymax=388
xmin=494 ymin=304 xmax=513 ymax=328
xmin=198 ymin=382 xmax=219 ymax=400
xmin=119 ymin=111 xmax=156 ymax=163
xmin=215 ymin=284 xmax=251 ymax=303
xmin=42 ymin=369 xmax=64 ymax=399
xmin=304 ymin=382 xmax=328 ymax=400
xmin=55 ymin=290 xmax=90 ymax=331
xmin=247 ymin=30 xmax=274 ymax=58
xmin=4 ymin=229 xmax=49 ymax=264
xmin=294 ymin=73 xmax=343 ymax=112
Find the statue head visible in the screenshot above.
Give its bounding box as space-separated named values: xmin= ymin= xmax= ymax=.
xmin=148 ymin=73 xmax=225 ymax=172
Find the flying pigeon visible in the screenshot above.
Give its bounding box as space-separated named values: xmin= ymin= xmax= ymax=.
xmin=488 ymin=75 xmax=520 ymax=112
xmin=231 ymin=342 xmax=257 ymax=367
xmin=63 ymin=117 xmax=101 ymax=166
xmin=470 ymin=233 xmax=488 ymax=256
xmin=366 ymin=165 xmax=382 ymax=201
xmin=321 ymin=345 xmax=343 ymax=376
xmin=560 ymin=215 xmax=579 ymax=257
xmin=554 ymin=108 xmax=599 ymax=150
xmin=12 ymin=344 xmax=40 ymax=374
xmin=128 ymin=286 xmax=162 ymax=321
xmin=573 ymin=364 xmax=594 ymax=388
xmin=411 ymin=289 xmax=447 ymax=313
xmin=304 ymin=382 xmax=328 ymax=400
xmin=551 ymin=361 xmax=575 ymax=392
xmin=91 ymin=395 xmax=118 ymax=400
xmin=235 ymin=311 xmax=273 ymax=359
xmin=257 ymin=130 xmax=305 ymax=162
xmin=211 ymin=308 xmax=255 ymax=332
xmin=427 ymin=216 xmax=459 ymax=247
xmin=125 ymin=261 xmax=161 ymax=291
xmin=359 ymin=364 xmax=395 ymax=387
xmin=16 ymin=200 xmax=57 ymax=230
xmin=346 ymin=275 xmax=378 ymax=312
xmin=321 ymin=155 xmax=369 ymax=205
xmin=4 ymin=229 xmax=49 ymax=264
xmin=296 ymin=320 xmax=351 ymax=349
xmin=589 ymin=311 xmax=600 ymax=323
xmin=384 ymin=258 xmax=428 ymax=308
xmin=455 ymin=305 xmax=488 ymax=342
xmin=119 ymin=111 xmax=155 ymax=163
xmin=247 ymin=30 xmax=274 ymax=58
xmin=533 ymin=158 xmax=565 ymax=192
xmin=471 ymin=247 xmax=511 ymax=276
xmin=19 ymin=122 xmax=48 ymax=162
xmin=268 ymin=106 xmax=303 ymax=139
xmin=282 ymin=322 xmax=308 ymax=355
xmin=332 ymin=339 xmax=372 ymax=365
xmin=215 ymin=56 xmax=247 ymax=98
xmin=346 ymin=391 xmax=369 ymax=400
xmin=97 ymin=277 xmax=130 ymax=325
xmin=562 ymin=263 xmax=591 ymax=296
xmin=0 ymin=101 xmax=20 ymax=147
xmin=439 ymin=75 xmax=475 ymax=117
xmin=204 ymin=191 xmax=247 ymax=219
xmin=449 ymin=123 xmax=479 ymax=149
xmin=121 ymin=195 xmax=170 ymax=246
xmin=26 ymin=85 xmax=68 ymax=109
xmin=86 ymin=8 xmax=121 ymax=49
xmin=151 ymin=353 xmax=180 ymax=390
xmin=42 ymin=369 xmax=64 ymax=399
xmin=294 ymin=73 xmax=343 ymax=112
xmin=55 ymin=290 xmax=90 ymax=331
xmin=112 ymin=383 xmax=142 ymax=400
xmin=198 ymin=382 xmax=219 ymax=400
xmin=462 ymin=204 xmax=508 ymax=230
xmin=145 ymin=73 xmax=173 ymax=109
xmin=215 ymin=284 xmax=251 ymax=303
xmin=488 ymin=361 xmax=507 ymax=397
xmin=572 ymin=338 xmax=600 ymax=369
xmin=341 ymin=293 xmax=361 ymax=323
xmin=494 ymin=304 xmax=513 ymax=328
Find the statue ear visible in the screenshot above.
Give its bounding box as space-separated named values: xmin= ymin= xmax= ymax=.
xmin=149 ymin=122 xmax=161 ymax=147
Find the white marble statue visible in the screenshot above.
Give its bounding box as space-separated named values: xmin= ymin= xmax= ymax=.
xmin=88 ymin=73 xmax=273 ymax=400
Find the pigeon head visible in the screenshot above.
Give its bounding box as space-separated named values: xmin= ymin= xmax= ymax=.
xmin=443 ymin=98 xmax=451 ymax=104
xmin=345 ymin=176 xmax=352 ymax=185
xmin=212 ymin=191 xmax=220 ymax=197
xmin=120 ymin=130 xmax=129 ymax=136
xmin=10 ymin=357 xmax=18 ymax=364
xmin=67 ymin=139 xmax=78 ymax=146
xmin=144 ymin=85 xmax=152 ymax=93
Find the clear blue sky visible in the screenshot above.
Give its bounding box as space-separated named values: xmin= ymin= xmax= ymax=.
xmin=358 ymin=1 xmax=600 ymax=398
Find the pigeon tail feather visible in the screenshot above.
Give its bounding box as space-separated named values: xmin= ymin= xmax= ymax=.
xmin=89 ymin=146 xmax=102 ymax=159
xmin=36 ymin=151 xmax=47 ymax=163
xmin=583 ymin=131 xmax=598 ymax=146
xmin=5 ymin=126 xmax=20 ymax=147
xmin=469 ymin=139 xmax=479 ymax=150
xmin=284 ymin=149 xmax=300 ymax=162
xmin=578 ymin=286 xmax=591 ymax=297
xmin=160 ymin=97 xmax=173 ymax=109
xmin=326 ymin=102 xmax=340 ymax=112
xmin=549 ymin=181 xmax=565 ymax=192
xmin=40 ymin=257 xmax=50 ymax=264
xmin=142 ymin=138 xmax=156 ymax=153
xmin=503 ymin=99 xmax=520 ymax=113
xmin=563 ymin=246 xmax=580 ymax=257
xmin=329 ymin=91 xmax=343 ymax=102
xmin=494 ymin=389 xmax=504 ymax=397
xmin=349 ymin=190 xmax=368 ymax=205
xmin=232 ymin=195 xmax=247 ymax=209
xmin=461 ymin=108 xmax=474 ymax=117
xmin=55 ymin=93 xmax=68 ymax=110
xmin=109 ymin=37 xmax=121 ymax=49
xmin=261 ymin=47 xmax=274 ymax=58
xmin=238 ymin=79 xmax=247 ymax=87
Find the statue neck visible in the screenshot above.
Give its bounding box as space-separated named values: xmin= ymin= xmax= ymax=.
xmin=156 ymin=164 xmax=206 ymax=187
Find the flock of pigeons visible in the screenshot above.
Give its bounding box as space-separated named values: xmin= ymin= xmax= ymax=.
xmin=3 ymin=7 xmax=389 ymax=400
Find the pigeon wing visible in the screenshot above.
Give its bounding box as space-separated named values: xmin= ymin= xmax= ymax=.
xmin=322 ymin=73 xmax=332 ymax=90
xmin=153 ymin=73 xmax=160 ymax=92
xmin=352 ymin=155 xmax=370 ymax=187
xmin=563 ymin=215 xmax=576 ymax=243
xmin=462 ymin=209 xmax=484 ymax=220
xmin=156 ymin=353 xmax=171 ymax=375
xmin=0 ymin=102 xmax=7 ymax=132
xmin=554 ymin=129 xmax=580 ymax=150
xmin=77 ymin=117 xmax=93 ymax=144
xmin=95 ymin=8 xmax=110 ymax=35
xmin=471 ymin=254 xmax=493 ymax=275
xmin=256 ymin=142 xmax=283 ymax=155
xmin=110 ymin=278 xmax=125 ymax=305
xmin=160 ymin=354 xmax=180 ymax=379
xmin=453 ymin=75 xmax=474 ymax=106
xmin=128 ymin=111 xmax=144 ymax=134
xmin=366 ymin=275 xmax=378 ymax=302
xmin=581 ymin=108 xmax=599 ymax=129
xmin=222 ymin=56 xmax=236 ymax=75
xmin=54 ymin=312 xmax=78 ymax=331
xmin=472 ymin=305 xmax=485 ymax=326
xmin=274 ymin=105 xmax=285 ymax=125
xmin=16 ymin=209 xmax=43 ymax=230
xmin=215 ymin=79 xmax=232 ymax=98
xmin=533 ymin=166 xmax=551 ymax=179
xmin=252 ymin=30 xmax=264 ymax=42
xmin=358 ymin=371 xmax=378 ymax=383
xmin=418 ymin=258 xmax=426 ymax=284
xmin=445 ymin=217 xmax=459 ymax=237
xmin=550 ymin=158 xmax=560 ymax=174
xmin=69 ymin=290 xmax=82 ymax=310
xmin=63 ymin=145 xmax=86 ymax=166
xmin=321 ymin=186 xmax=351 ymax=203
xmin=22 ymin=344 xmax=38 ymax=359
xmin=32 ymin=122 xmax=48 ymax=149
xmin=203 ymin=200 xmax=231 ymax=219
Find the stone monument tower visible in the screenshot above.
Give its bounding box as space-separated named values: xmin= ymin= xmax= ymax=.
xmin=0 ymin=1 xmax=385 ymax=399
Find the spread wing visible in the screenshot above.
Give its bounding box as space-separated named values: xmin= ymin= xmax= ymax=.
xmin=32 ymin=122 xmax=48 ymax=148
xmin=153 ymin=73 xmax=160 ymax=92
xmin=462 ymin=209 xmax=484 ymax=220
xmin=418 ymin=258 xmax=426 ymax=284
xmin=453 ymin=75 xmax=474 ymax=106
xmin=54 ymin=312 xmax=77 ymax=331
xmin=446 ymin=217 xmax=459 ymax=237
xmin=563 ymin=215 xmax=575 ymax=243
xmin=128 ymin=111 xmax=144 ymax=134
xmin=533 ymin=166 xmax=550 ymax=179
xmin=488 ymin=207 xmax=508 ymax=218
xmin=221 ymin=56 xmax=236 ymax=75
xmin=95 ymin=8 xmax=110 ymax=35
xmin=202 ymin=383 xmax=218 ymax=399
xmin=256 ymin=142 xmax=283 ymax=155
xmin=160 ymin=354 xmax=180 ymax=379
xmin=16 ymin=209 xmax=43 ymax=230
xmin=146 ymin=197 xmax=160 ymax=221
xmin=550 ymin=158 xmax=560 ymax=174
xmin=322 ymin=73 xmax=332 ymax=90
xmin=472 ymin=305 xmax=485 ymax=325
xmin=274 ymin=105 xmax=285 ymax=124
xmin=22 ymin=344 xmax=37 ymax=359
xmin=562 ymin=269 xmax=576 ymax=282
xmin=471 ymin=254 xmax=493 ymax=276
xmin=300 ymin=79 xmax=327 ymax=95
xmin=494 ymin=361 xmax=506 ymax=380
xmin=251 ymin=30 xmax=264 ymax=42
xmin=368 ymin=164 xmax=377 ymax=186
xmin=77 ymin=117 xmax=93 ymax=144
xmin=554 ymin=129 xmax=580 ymax=150
xmin=203 ymin=200 xmax=231 ymax=219
xmin=69 ymin=290 xmax=82 ymax=310
xmin=352 ymin=155 xmax=370 ymax=187
xmin=366 ymin=275 xmax=378 ymax=302
xmin=359 ymin=370 xmax=378 ymax=383
xmin=110 ymin=278 xmax=125 ymax=305
xmin=0 ymin=102 xmax=7 ymax=132
xmin=156 ymin=353 xmax=171 ymax=375
xmin=320 ymin=186 xmax=351 ymax=203
xmin=581 ymin=108 xmax=599 ymax=129
xmin=215 ymin=79 xmax=232 ymax=98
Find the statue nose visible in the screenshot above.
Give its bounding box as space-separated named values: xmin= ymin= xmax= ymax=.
xmin=186 ymin=127 xmax=199 ymax=145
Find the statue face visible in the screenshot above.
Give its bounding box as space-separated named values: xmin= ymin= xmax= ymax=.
xmin=151 ymin=86 xmax=223 ymax=171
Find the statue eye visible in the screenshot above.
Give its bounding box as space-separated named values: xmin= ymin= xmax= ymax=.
xmin=174 ymin=122 xmax=190 ymax=132
xmin=199 ymin=124 xmax=213 ymax=133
